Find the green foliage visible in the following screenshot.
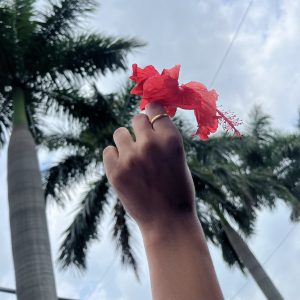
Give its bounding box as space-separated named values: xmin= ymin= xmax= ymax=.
xmin=58 ymin=176 xmax=109 ymax=269
xmin=42 ymin=96 xmax=300 ymax=274
xmin=0 ymin=94 xmax=12 ymax=147
xmin=2 ymin=0 xmax=297 ymax=278
xmin=38 ymin=0 xmax=97 ymax=41
xmin=41 ymin=82 xmax=141 ymax=272
xmin=112 ymin=199 xmax=139 ymax=280
xmin=43 ymin=154 xmax=91 ymax=204
xmin=0 ymin=0 xmax=143 ymax=141
xmin=0 ymin=0 xmax=144 ymax=274
xmin=177 ymin=106 xmax=300 ymax=269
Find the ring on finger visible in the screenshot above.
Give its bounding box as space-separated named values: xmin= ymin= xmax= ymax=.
xmin=150 ymin=113 xmax=169 ymax=126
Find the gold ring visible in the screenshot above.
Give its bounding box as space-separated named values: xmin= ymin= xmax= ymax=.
xmin=150 ymin=113 xmax=169 ymax=125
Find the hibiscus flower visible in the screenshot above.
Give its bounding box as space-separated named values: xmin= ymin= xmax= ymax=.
xmin=129 ymin=64 xmax=241 ymax=140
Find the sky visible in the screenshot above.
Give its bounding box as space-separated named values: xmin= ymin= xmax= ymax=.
xmin=1 ymin=0 xmax=300 ymax=299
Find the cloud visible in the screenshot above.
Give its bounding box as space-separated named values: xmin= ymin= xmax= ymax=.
xmin=1 ymin=1 xmax=300 ymax=300
xmin=90 ymin=0 xmax=299 ymax=133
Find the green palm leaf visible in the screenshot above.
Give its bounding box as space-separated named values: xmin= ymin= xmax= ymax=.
xmin=112 ymin=199 xmax=139 ymax=280
xmin=55 ymin=35 xmax=144 ymax=80
xmin=0 ymin=96 xmax=12 ymax=147
xmin=38 ymin=0 xmax=96 ymax=41
xmin=58 ymin=176 xmax=109 ymax=269
xmin=44 ymin=154 xmax=91 ymax=204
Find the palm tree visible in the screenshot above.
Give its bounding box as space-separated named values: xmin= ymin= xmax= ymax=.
xmin=44 ymin=97 xmax=299 ymax=299
xmin=42 ymin=83 xmax=141 ymax=275
xmin=268 ymin=133 xmax=300 ymax=221
xmin=184 ymin=107 xmax=299 ymax=300
xmin=42 ymin=79 xmax=298 ymax=300
xmin=0 ymin=1 xmax=143 ymax=299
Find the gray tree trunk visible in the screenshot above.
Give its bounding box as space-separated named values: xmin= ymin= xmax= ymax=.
xmin=7 ymin=125 xmax=57 ymax=300
xmin=222 ymin=221 xmax=283 ymax=300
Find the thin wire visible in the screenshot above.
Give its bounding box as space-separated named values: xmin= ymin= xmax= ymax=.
xmin=0 ymin=286 xmax=80 ymax=300
xmin=209 ymin=0 xmax=254 ymax=88
xmin=229 ymin=224 xmax=299 ymax=300
xmin=97 ymin=255 xmax=117 ymax=287
xmin=85 ymin=256 xmax=116 ymax=300
xmin=262 ymin=224 xmax=298 ymax=265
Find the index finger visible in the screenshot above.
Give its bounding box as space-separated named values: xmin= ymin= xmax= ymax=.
xmin=145 ymin=102 xmax=175 ymax=133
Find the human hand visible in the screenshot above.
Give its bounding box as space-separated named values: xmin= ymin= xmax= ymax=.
xmin=103 ymin=102 xmax=223 ymax=300
xmin=102 ymin=102 xmax=196 ymax=230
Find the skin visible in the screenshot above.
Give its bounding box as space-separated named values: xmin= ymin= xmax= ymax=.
xmin=103 ymin=102 xmax=224 ymax=300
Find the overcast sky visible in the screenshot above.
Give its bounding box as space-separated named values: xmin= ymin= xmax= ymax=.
xmin=1 ymin=0 xmax=300 ymax=299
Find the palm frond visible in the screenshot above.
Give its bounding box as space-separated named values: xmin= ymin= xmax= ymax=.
xmin=14 ymin=0 xmax=35 ymax=44
xmin=112 ymin=199 xmax=139 ymax=280
xmin=43 ymin=154 xmax=90 ymax=205
xmin=218 ymin=223 xmax=246 ymax=272
xmin=197 ymin=208 xmax=245 ymax=271
xmin=191 ymin=164 xmax=256 ymax=236
xmin=37 ymin=0 xmax=96 ymax=41
xmin=248 ymin=105 xmax=273 ymax=142
xmin=41 ymin=87 xmax=97 ymax=121
xmin=0 ymin=94 xmax=12 ymax=148
xmin=39 ymin=87 xmax=117 ymax=148
xmin=191 ymin=165 xmax=226 ymax=202
xmin=58 ymin=176 xmax=109 ymax=269
xmin=0 ymin=5 xmax=15 ymax=79
xmin=113 ymin=81 xmax=141 ymax=126
xmin=52 ymin=35 xmax=144 ymax=81
xmin=39 ymin=133 xmax=88 ymax=152
xmin=25 ymin=99 xmax=46 ymax=144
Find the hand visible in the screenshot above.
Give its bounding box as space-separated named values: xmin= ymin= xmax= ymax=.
xmin=102 ymin=102 xmax=196 ymax=229
xmin=103 ymin=102 xmax=223 ymax=300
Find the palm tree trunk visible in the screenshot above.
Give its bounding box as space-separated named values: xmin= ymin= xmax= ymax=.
xmin=7 ymin=87 xmax=57 ymax=300
xmin=222 ymin=220 xmax=283 ymax=300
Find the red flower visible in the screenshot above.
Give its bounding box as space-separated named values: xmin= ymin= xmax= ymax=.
xmin=129 ymin=64 xmax=241 ymax=140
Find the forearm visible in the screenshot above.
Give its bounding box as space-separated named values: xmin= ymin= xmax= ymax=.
xmin=140 ymin=214 xmax=224 ymax=300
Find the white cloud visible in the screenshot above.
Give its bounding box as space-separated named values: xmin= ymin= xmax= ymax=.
xmin=90 ymin=0 xmax=300 ymax=133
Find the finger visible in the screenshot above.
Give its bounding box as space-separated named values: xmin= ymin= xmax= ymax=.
xmin=131 ymin=113 xmax=153 ymax=141
xmin=145 ymin=102 xmax=175 ymax=132
xmin=102 ymin=145 xmax=118 ymax=175
xmin=113 ymin=127 xmax=134 ymax=154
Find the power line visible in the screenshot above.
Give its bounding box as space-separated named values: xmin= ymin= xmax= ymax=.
xmin=98 ymin=255 xmax=117 ymax=287
xmin=229 ymin=224 xmax=299 ymax=300
xmin=0 ymin=286 xmax=80 ymax=300
xmin=209 ymin=0 xmax=254 ymax=88
xmin=86 ymin=256 xmax=117 ymax=300
xmin=262 ymin=224 xmax=298 ymax=265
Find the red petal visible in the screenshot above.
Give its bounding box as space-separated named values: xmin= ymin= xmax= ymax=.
xmin=165 ymin=106 xmax=177 ymax=117
xmin=129 ymin=64 xmax=241 ymax=140
xmin=129 ymin=64 xmax=159 ymax=84
xmin=161 ymin=65 xmax=181 ymax=80
xmin=143 ymin=74 xmax=179 ymax=100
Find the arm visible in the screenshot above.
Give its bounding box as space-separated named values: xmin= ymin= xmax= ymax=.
xmin=103 ymin=102 xmax=223 ymax=300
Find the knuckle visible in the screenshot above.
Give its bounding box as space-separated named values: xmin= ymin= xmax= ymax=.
xmin=165 ymin=133 xmax=184 ymax=154
xmin=132 ymin=113 xmax=148 ymax=123
xmin=124 ymin=155 xmax=136 ymax=170
xmin=141 ymin=139 xmax=160 ymax=155
xmin=111 ymin=158 xmax=135 ymax=185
